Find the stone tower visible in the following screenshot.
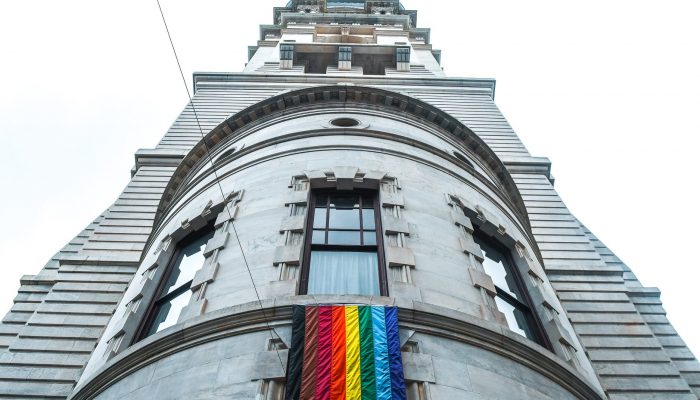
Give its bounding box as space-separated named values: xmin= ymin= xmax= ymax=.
xmin=1 ymin=1 xmax=698 ymax=399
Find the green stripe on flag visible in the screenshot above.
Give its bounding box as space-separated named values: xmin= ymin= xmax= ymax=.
xmin=358 ymin=306 xmax=377 ymax=399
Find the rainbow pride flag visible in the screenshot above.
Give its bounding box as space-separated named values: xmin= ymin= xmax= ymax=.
xmin=286 ymin=305 xmax=406 ymax=400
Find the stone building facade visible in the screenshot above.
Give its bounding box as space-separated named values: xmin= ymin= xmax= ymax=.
xmin=1 ymin=1 xmax=698 ymax=399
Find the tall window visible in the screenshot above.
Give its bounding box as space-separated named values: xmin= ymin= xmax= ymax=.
xmin=301 ymin=191 xmax=386 ymax=296
xmin=396 ymin=47 xmax=410 ymax=63
xmin=473 ymin=233 xmax=547 ymax=346
xmin=138 ymin=228 xmax=214 ymax=340
xmin=280 ymin=43 xmax=294 ymax=61
xmin=338 ymin=46 xmax=353 ymax=62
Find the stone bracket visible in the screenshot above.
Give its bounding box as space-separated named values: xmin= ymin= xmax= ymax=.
xmin=191 ymin=261 xmax=220 ymax=290
xmin=204 ymin=232 xmax=229 ymax=257
xmin=279 ymin=215 xmax=305 ymax=233
xmin=304 ymin=167 xmax=388 ymax=190
xmin=214 ymin=205 xmax=239 ymax=228
xmin=401 ymin=352 xmax=436 ymax=383
xmin=459 ymin=236 xmax=484 ymax=263
xmin=381 ymin=191 xmax=405 ymax=208
xmin=384 ymin=215 xmax=410 ymax=235
xmin=285 ymin=190 xmax=309 ymax=206
xmin=273 ymin=244 xmax=303 ymax=265
xmin=386 ymin=246 xmax=415 ymax=267
xmin=451 ymin=208 xmax=474 ymax=233
xmin=252 ymin=350 xmax=289 ymax=380
xmin=469 ymin=268 xmax=497 ymax=297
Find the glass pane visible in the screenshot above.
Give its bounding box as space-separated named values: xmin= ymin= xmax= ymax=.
xmin=361 ymin=195 xmax=374 ymax=208
xmin=162 ymin=231 xmax=213 ymax=295
xmin=363 ymin=231 xmax=377 ymax=245
xmin=329 ymin=208 xmax=360 ymax=229
xmin=473 ymin=236 xmax=522 ymax=300
xmin=361 ymin=209 xmax=375 ymax=230
xmin=307 ymin=251 xmax=380 ymax=296
xmin=313 ymin=208 xmax=327 ymax=229
xmin=495 ymin=296 xmax=537 ymax=341
xmin=147 ymin=290 xmax=192 ymax=336
xmin=327 ymin=230 xmax=361 ymax=245
xmin=312 ymin=230 xmax=326 ymax=244
xmin=330 ymin=195 xmax=358 ymax=209
xmin=315 ymin=194 xmax=328 ymax=207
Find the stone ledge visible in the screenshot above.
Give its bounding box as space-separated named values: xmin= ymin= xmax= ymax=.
xmin=70 ymin=297 xmax=605 ymax=400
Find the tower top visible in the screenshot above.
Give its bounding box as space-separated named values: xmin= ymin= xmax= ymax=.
xmin=274 ymin=0 xmax=417 ymax=28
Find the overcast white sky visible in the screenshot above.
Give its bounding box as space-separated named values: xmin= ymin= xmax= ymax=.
xmin=0 ymin=0 xmax=698 ymax=358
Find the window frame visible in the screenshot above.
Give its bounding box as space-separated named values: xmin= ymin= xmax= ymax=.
xmin=396 ymin=47 xmax=411 ymax=63
xmin=280 ymin=43 xmax=295 ymax=61
xmin=299 ymin=189 xmax=388 ymax=296
xmin=473 ymin=231 xmax=551 ymax=349
xmin=133 ymin=224 xmax=214 ymax=342
xmin=338 ymin=46 xmax=353 ymax=62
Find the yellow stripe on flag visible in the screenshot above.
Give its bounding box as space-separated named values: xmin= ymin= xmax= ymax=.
xmin=345 ymin=306 xmax=362 ymax=400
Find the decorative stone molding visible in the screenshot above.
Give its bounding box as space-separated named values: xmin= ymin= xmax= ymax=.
xmin=183 ymin=190 xmax=245 ymax=319
xmin=469 ymin=269 xmax=497 ymax=297
xmin=70 ymin=300 xmax=604 ymax=400
xmin=446 ymin=192 xmax=589 ymax=369
xmin=386 ymin=246 xmax=416 ymax=267
xmin=274 ymin=176 xmax=309 ymax=286
xmin=154 ymin=85 xmax=532 ymax=240
xmin=445 ymin=193 xmax=504 ymax=324
xmin=104 ymin=190 xmax=242 ymax=359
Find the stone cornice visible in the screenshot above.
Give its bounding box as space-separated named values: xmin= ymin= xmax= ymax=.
xmin=192 ymin=72 xmax=497 ymax=98
xmin=155 ymin=85 xmax=521 ymax=229
xmin=69 ymin=298 xmax=604 ymax=400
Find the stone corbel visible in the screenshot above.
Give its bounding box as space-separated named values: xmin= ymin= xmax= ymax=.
xmin=383 ymin=215 xmax=410 ymax=235
xmin=450 ymin=208 xmax=474 ymax=234
xmin=303 ymin=167 xmax=388 ymax=190
xmin=252 ymin=350 xmax=289 ymax=380
xmin=279 ymin=215 xmax=305 ymax=233
xmin=401 ymin=352 xmax=436 ymax=383
xmin=381 ymin=191 xmax=405 ymax=208
xmin=203 ymin=232 xmax=229 ymax=257
xmin=285 ymin=190 xmax=309 ymax=206
xmin=273 ymin=244 xmax=303 ymax=265
xmin=468 ymin=269 xmax=497 ymax=297
xmin=386 ymin=247 xmax=416 ymax=267
xmin=459 ymin=236 xmax=484 ymax=263
xmin=546 ymin=317 xmax=578 ymax=353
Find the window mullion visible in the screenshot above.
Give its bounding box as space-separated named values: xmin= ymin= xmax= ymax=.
xmin=156 ymin=280 xmax=194 ymax=304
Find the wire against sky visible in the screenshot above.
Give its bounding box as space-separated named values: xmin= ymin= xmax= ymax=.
xmin=154 ymin=0 xmax=286 ymax=375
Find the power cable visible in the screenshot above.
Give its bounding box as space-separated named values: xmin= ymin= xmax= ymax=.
xmin=155 ymin=0 xmax=286 ymax=375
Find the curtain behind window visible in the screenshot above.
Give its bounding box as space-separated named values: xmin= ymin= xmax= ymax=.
xmin=307 ymin=251 xmax=380 ymax=296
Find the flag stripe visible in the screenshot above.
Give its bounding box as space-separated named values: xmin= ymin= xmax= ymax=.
xmin=386 ymin=306 xmax=407 ymax=400
xmin=345 ymin=306 xmax=361 ymax=400
xmin=358 ymin=306 xmax=377 ymax=400
xmin=300 ymin=306 xmax=319 ymax=399
xmin=331 ymin=306 xmax=347 ymax=400
xmin=316 ymin=306 xmax=333 ymax=400
xmin=289 ymin=305 xmax=404 ymax=400
xmin=286 ymin=305 xmax=306 ymax=400
xmin=372 ymin=306 xmax=391 ymax=400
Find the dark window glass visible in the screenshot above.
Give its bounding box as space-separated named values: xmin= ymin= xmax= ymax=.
xmin=339 ymin=46 xmax=353 ymax=62
xmin=280 ymin=44 xmax=294 ymax=61
xmin=302 ymin=191 xmax=385 ymax=296
xmin=142 ymin=228 xmax=214 ymax=339
xmin=396 ymin=47 xmax=410 ymax=63
xmin=473 ymin=233 xmax=545 ymax=345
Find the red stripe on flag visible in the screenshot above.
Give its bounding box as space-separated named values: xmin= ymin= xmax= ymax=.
xmin=316 ymin=306 xmax=333 ymax=400
xmin=331 ymin=306 xmax=347 ymax=400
